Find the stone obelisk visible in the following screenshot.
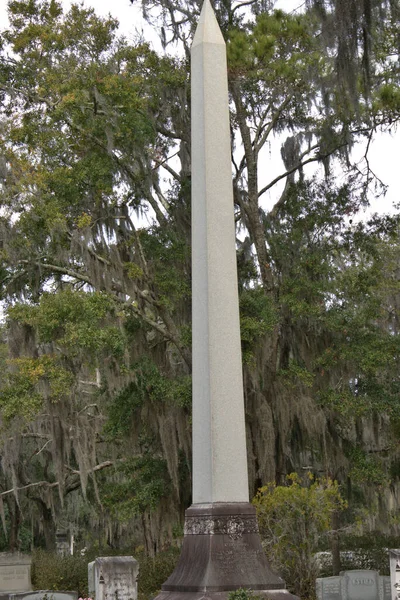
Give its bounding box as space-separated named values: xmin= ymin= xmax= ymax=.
xmin=156 ymin=2 xmax=299 ymax=599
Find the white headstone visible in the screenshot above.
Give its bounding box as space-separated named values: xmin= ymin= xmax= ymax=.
xmin=191 ymin=0 xmax=249 ymax=504
xmin=88 ymin=557 xmax=138 ymax=600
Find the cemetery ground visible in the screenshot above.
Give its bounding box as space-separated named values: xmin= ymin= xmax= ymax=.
xmin=8 ymin=535 xmax=396 ymax=600
xmin=4 ymin=504 xmax=398 ymax=600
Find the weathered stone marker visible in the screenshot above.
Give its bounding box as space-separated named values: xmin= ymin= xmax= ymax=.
xmin=55 ymin=531 xmax=70 ymax=557
xmin=390 ymin=549 xmax=400 ymax=599
xmin=155 ymin=1 xmax=298 ymax=599
xmin=343 ymin=569 xmax=379 ymax=600
xmin=0 ymin=554 xmax=32 ymax=593
xmin=316 ymin=576 xmax=342 ymax=600
xmin=316 ymin=570 xmax=392 ymax=600
xmin=10 ymin=592 xmax=78 ymax=600
xmin=88 ymin=557 xmax=138 ymax=600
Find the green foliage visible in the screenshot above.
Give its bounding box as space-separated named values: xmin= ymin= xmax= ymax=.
xmin=137 ymin=547 xmax=180 ymax=600
xmin=106 ymin=357 xmax=191 ymax=438
xmin=0 ymin=355 xmax=73 ymax=421
xmin=1 ymin=0 xmax=400 ymax=556
xmin=278 ymin=361 xmax=315 ymax=389
xmin=317 ymin=531 xmax=399 ymax=578
xmin=228 ymin=590 xmax=260 ymax=600
xmin=9 ymin=291 xmax=126 ymax=359
xmin=253 ymin=474 xmax=347 ymax=599
xmin=0 ymin=502 xmax=32 ymax=552
xmin=140 ymin=228 xmax=190 ymax=311
xmin=333 ymin=532 xmax=398 ymax=576
xmin=346 ymin=447 xmax=389 ymax=487
xmin=227 ymin=9 xmax=323 ymax=121
xmin=32 ymin=550 xmax=92 ymax=596
xmin=314 ymin=234 xmax=400 ymax=418
xmin=240 ymin=287 xmax=278 ymax=364
xmin=101 ymin=452 xmax=171 ymax=519
xmin=31 ymin=547 xmax=180 ymax=599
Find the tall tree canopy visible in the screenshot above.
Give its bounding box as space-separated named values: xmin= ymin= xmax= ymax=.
xmin=0 ymin=0 xmax=399 ymax=555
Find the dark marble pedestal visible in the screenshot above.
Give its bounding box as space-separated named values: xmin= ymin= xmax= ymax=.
xmin=154 ymin=503 xmax=300 ymax=600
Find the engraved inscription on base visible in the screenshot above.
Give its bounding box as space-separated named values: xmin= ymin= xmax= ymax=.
xmin=214 ymin=541 xmax=264 ymax=575
xmin=184 ymin=514 xmax=259 ymax=538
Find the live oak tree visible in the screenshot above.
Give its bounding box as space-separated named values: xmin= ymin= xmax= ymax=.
xmin=0 ymin=0 xmax=399 ymax=556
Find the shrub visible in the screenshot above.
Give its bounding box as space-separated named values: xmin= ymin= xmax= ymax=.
xmin=31 ymin=546 xmax=180 ymax=600
xmin=317 ymin=531 xmax=397 ymax=577
xmin=137 ymin=546 xmax=180 ymax=600
xmin=32 ymin=550 xmax=92 ymax=596
xmin=228 ymin=590 xmax=260 ymax=600
xmin=253 ymin=473 xmax=347 ymax=600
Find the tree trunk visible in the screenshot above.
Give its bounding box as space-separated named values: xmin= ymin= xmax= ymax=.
xmin=6 ymin=496 xmax=21 ymax=552
xmin=32 ymin=499 xmax=56 ymax=551
xmin=230 ymin=81 xmax=274 ymax=292
xmin=42 ymin=506 xmax=56 ymax=551
xmin=331 ymin=510 xmax=341 ymax=575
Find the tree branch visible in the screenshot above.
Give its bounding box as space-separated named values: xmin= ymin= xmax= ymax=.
xmin=20 ymin=260 xmax=93 ymax=286
xmin=260 ymin=143 xmax=348 ymax=201
xmin=160 ymin=161 xmax=181 ymax=182
xmin=0 ymin=461 xmax=117 ymax=498
xmin=254 ymin=95 xmax=293 ymax=156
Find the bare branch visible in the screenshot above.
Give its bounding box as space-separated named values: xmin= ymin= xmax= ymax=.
xmin=254 ymin=95 xmax=293 ymax=156
xmin=20 ymin=260 xmax=93 ymax=286
xmin=260 ymin=143 xmax=348 ymax=201
xmin=232 ymin=0 xmax=259 ymax=14
xmin=160 ymin=161 xmax=181 ymax=182
xmin=153 ymin=180 xmax=171 ymax=213
xmin=35 ymin=439 xmax=52 ymax=456
xmin=0 ymin=462 xmax=117 ymax=498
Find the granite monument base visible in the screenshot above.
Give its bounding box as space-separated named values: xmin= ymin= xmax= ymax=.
xmin=156 ymin=503 xmax=299 ymax=600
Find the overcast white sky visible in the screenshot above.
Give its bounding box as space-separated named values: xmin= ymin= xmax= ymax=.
xmin=0 ymin=0 xmax=398 ymax=216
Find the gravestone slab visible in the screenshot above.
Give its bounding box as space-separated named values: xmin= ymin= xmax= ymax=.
xmin=55 ymin=532 xmax=70 ymax=557
xmin=317 ymin=570 xmax=392 ymax=600
xmin=88 ymin=562 xmax=95 ymax=599
xmin=0 ymin=554 xmax=32 ymax=592
xmin=389 ymin=549 xmax=400 ymax=600
xmin=381 ymin=575 xmax=393 ymax=600
xmin=89 ymin=557 xmax=138 ymax=600
xmin=342 ymin=570 xmax=379 ymax=600
xmin=11 ymin=591 xmax=77 ymax=600
xmin=316 ymin=576 xmax=342 ymax=600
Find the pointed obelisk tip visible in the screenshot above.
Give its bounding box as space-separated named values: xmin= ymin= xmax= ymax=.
xmin=192 ymin=0 xmax=225 ymax=48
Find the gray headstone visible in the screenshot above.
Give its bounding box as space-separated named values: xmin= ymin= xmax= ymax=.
xmin=389 ymin=549 xmax=400 ymax=600
xmin=88 ymin=561 xmax=95 ymax=599
xmin=316 ymin=576 xmax=342 ymax=600
xmin=55 ymin=532 xmax=70 ymax=557
xmin=0 ymin=554 xmax=32 ymax=592
xmin=89 ymin=557 xmax=138 ymax=600
xmin=342 ymin=570 xmax=379 ymax=600
xmin=381 ymin=575 xmax=393 ymax=600
xmin=10 ymin=592 xmax=77 ymax=600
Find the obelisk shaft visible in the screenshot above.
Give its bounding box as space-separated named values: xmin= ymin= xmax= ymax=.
xmin=157 ymin=5 xmax=297 ymax=596
xmin=191 ymin=0 xmax=249 ymax=504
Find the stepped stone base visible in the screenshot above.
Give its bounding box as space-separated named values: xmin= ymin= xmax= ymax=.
xmin=154 ymin=503 xmax=300 ymax=600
